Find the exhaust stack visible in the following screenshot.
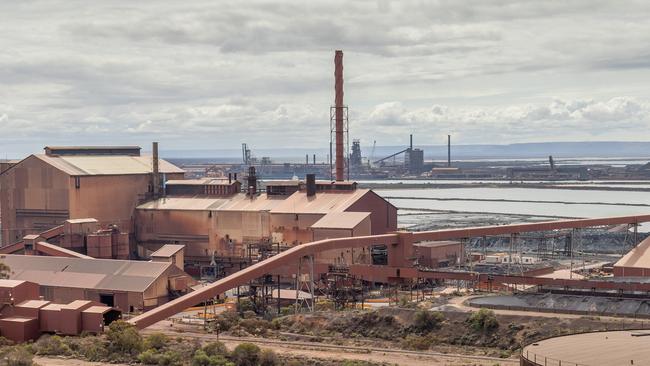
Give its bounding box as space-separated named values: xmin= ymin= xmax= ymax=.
xmin=334 ymin=50 xmax=344 ymax=181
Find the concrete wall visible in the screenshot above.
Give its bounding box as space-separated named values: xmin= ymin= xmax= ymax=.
xmin=0 ymin=156 xmax=70 ymax=245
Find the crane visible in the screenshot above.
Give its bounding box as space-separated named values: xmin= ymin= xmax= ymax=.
xmin=369 ymin=140 xmax=376 ymax=167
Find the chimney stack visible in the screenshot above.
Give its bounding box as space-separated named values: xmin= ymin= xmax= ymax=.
xmin=228 ymin=172 xmax=232 ymax=184
xmin=410 ymin=134 xmax=413 ymax=151
xmin=306 ymin=174 xmax=316 ymax=197
xmin=152 ymin=142 xmax=160 ymax=197
xmin=247 ymin=166 xmax=257 ymax=196
xmin=313 ymin=154 xmax=316 ymax=165
xmin=334 ymin=50 xmax=344 ymax=181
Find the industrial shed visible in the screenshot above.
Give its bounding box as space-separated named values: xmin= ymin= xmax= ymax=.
xmin=0 ymin=254 xmax=193 ymax=312
xmin=0 ymin=146 xmax=184 ymax=245
xmin=134 ymin=187 xmax=397 ymax=263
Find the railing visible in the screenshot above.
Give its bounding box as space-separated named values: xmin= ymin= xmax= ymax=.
xmin=522 ymin=349 xmax=589 ymax=366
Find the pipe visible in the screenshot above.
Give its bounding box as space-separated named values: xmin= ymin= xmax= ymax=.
xmin=334 ymin=50 xmax=344 ymax=181
xmin=152 ymin=142 xmax=160 ymax=197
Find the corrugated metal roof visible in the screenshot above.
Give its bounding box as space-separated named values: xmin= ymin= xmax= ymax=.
xmin=137 ymin=197 xmax=231 ymax=211
xmin=311 ymin=212 xmax=370 ymax=229
xmin=34 ymin=154 xmax=183 ymax=176
xmin=615 ymin=237 xmax=650 ymax=269
xmin=83 ymin=305 xmax=113 ymax=314
xmin=151 ymin=244 xmax=185 ymax=258
xmin=62 ymin=300 xmax=93 ymax=310
xmin=218 ymin=193 xmax=286 ymax=212
xmin=16 ymin=300 xmax=50 ymax=309
xmin=137 ymin=190 xmax=372 ymax=216
xmin=270 ymin=189 xmax=370 ymax=214
xmin=0 ymin=254 xmax=172 ymax=293
xmin=0 ymin=280 xmax=29 ymax=288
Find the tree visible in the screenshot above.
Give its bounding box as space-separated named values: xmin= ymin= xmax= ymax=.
xmin=467 ymin=308 xmax=499 ymax=332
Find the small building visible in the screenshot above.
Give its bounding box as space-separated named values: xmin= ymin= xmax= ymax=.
xmin=0 ymin=254 xmax=193 ymax=312
xmin=414 ymin=241 xmax=463 ymax=268
xmin=150 ymin=244 xmax=185 ymax=270
xmin=0 ymin=279 xmax=121 ymax=343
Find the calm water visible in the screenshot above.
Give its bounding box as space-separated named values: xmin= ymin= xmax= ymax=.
xmin=375 ymin=187 xmax=650 ymax=231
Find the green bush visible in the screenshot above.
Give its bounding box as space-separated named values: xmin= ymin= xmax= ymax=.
xmin=105 ymin=320 xmax=143 ymax=356
xmin=467 ymin=308 xmax=499 ymax=332
xmin=231 ymin=343 xmax=260 ymax=366
xmin=236 ymin=298 xmax=255 ymax=313
xmin=3 ymin=347 xmax=35 ymax=366
xmin=413 ymin=310 xmax=444 ymax=332
xmin=138 ymin=349 xmax=161 ymax=365
xmin=280 ymin=306 xmax=294 ymax=316
xmin=33 ymin=335 xmax=71 ymax=356
xmin=144 ymin=333 xmax=169 ymax=350
xmin=401 ymin=334 xmax=433 ymax=351
xmin=212 ymin=311 xmax=239 ymax=332
xmin=191 ymin=350 xmax=234 ymax=366
xmin=238 ymin=318 xmax=272 ymax=336
xmin=202 ymin=341 xmax=229 ymax=357
xmin=158 ymin=350 xmax=183 ymax=366
xmin=258 ymin=349 xmax=278 ymax=366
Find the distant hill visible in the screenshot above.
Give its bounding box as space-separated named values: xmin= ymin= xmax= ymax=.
xmin=162 ymin=141 xmax=650 ymax=162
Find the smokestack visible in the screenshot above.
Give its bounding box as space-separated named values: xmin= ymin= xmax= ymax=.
xmin=334 ymin=50 xmax=344 ymax=181
xmin=306 ymin=154 xmax=309 ymax=165
xmin=228 ymin=173 xmax=232 ymax=184
xmin=447 ymin=135 xmax=451 ymax=167
xmin=152 ymin=142 xmax=160 ymax=197
xmin=247 ymin=166 xmax=257 ymax=196
xmin=410 ymin=134 xmax=413 ymax=150
xmin=306 ymin=174 xmax=316 ymax=197
xmin=313 ymin=154 xmax=316 ymax=165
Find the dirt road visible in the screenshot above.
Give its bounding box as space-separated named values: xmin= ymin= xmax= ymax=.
xmin=141 ymin=327 xmax=517 ymax=366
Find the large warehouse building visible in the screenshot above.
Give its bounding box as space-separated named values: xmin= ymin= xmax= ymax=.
xmin=0 ymin=146 xmax=183 ymax=245
xmin=0 ymin=254 xmax=193 ymax=312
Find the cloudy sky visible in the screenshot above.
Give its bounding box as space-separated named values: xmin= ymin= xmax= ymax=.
xmin=2 ymin=0 xmax=650 ymax=157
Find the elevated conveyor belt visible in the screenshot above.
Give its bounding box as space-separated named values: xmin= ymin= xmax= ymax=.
xmin=128 ymin=214 xmax=650 ymax=329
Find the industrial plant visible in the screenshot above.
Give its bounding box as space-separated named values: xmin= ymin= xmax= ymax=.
xmin=2 ymin=50 xmax=650 ymax=366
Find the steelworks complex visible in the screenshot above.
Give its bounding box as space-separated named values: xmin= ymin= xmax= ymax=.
xmin=2 ymin=51 xmax=650 ymax=366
